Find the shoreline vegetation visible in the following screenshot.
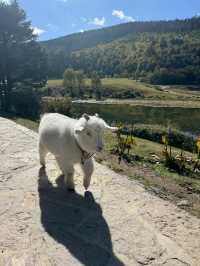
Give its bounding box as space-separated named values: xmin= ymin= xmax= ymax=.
xmin=72 ymin=99 xmax=200 ymax=108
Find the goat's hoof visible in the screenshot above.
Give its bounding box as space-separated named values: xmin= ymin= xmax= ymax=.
xmin=40 ymin=163 xmax=46 ymax=169
xmin=67 ymin=188 xmax=75 ymax=192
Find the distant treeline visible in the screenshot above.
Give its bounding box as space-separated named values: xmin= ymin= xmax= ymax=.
xmin=43 ymin=17 xmax=200 ymax=85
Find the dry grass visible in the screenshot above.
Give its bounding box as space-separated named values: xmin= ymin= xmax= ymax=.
xmin=47 ymin=78 xmax=200 ymax=102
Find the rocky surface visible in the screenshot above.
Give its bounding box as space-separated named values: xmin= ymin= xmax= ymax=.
xmin=0 ymin=117 xmax=200 ymax=266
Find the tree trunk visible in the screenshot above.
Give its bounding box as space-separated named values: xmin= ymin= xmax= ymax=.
xmin=2 ymin=32 xmax=12 ymax=111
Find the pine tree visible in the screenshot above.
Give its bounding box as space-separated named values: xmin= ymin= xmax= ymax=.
xmin=0 ymin=0 xmax=47 ymax=111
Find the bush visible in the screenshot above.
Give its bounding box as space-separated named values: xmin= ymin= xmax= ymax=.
xmin=41 ymin=97 xmax=72 ymax=115
xmin=149 ymin=67 xmax=200 ymax=85
xmin=11 ymin=87 xmax=41 ymax=118
xmin=121 ymin=124 xmax=196 ymax=152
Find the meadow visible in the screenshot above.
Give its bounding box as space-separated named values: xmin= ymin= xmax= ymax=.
xmin=47 ymin=78 xmax=200 ymax=102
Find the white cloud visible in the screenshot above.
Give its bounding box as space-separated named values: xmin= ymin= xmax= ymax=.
xmin=80 ymin=29 xmax=84 ymax=33
xmin=89 ymin=17 xmax=106 ymax=26
xmin=112 ymin=10 xmax=135 ymax=22
xmin=32 ymin=26 xmax=45 ymax=36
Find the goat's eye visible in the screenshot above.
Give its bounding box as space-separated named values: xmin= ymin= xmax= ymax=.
xmin=86 ymin=131 xmax=92 ymax=137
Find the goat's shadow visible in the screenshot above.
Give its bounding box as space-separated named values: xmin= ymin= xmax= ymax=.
xmin=38 ymin=167 xmax=125 ymax=266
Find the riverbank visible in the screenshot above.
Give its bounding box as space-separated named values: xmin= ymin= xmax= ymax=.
xmin=72 ymin=99 xmax=200 ymax=108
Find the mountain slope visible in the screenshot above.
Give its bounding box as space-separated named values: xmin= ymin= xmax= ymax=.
xmin=41 ymin=17 xmax=200 ymax=55
xmin=42 ymin=17 xmax=200 ymax=84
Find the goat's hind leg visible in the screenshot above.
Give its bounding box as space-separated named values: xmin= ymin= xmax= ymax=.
xmin=39 ymin=142 xmax=48 ymax=167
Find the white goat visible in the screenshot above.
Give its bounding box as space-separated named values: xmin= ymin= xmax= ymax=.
xmin=38 ymin=113 xmax=117 ymax=191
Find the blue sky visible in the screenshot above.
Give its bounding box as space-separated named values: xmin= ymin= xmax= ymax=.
xmin=4 ymin=0 xmax=200 ymax=41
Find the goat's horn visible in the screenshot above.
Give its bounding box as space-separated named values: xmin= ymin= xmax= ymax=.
xmin=104 ymin=122 xmax=118 ymax=132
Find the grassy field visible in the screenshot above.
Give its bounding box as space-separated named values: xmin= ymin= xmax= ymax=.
xmin=13 ymin=117 xmax=39 ymax=131
xmin=96 ymin=131 xmax=200 ymax=217
xmin=47 ymin=78 xmax=200 ymax=102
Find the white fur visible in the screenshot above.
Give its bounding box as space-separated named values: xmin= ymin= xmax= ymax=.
xmin=38 ymin=113 xmax=117 ymax=190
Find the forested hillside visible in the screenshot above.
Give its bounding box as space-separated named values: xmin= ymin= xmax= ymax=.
xmin=42 ymin=17 xmax=200 ymax=84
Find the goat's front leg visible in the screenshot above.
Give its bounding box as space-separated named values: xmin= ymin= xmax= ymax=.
xmin=65 ymin=169 xmax=75 ymax=191
xmin=81 ymin=158 xmax=94 ymax=190
xmin=56 ymin=158 xmax=75 ymax=191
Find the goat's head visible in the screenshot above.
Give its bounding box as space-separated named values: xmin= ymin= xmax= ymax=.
xmin=74 ymin=113 xmax=118 ymax=153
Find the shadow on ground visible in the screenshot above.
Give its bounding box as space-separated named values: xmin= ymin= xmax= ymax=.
xmin=38 ymin=167 xmax=125 ymax=266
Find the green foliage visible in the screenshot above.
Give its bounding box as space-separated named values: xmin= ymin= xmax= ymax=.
xmin=41 ymin=97 xmax=72 ymax=115
xmin=0 ymin=0 xmax=47 ymax=112
xmin=47 ymin=78 xmax=144 ymax=99
xmin=63 ymin=68 xmax=85 ymax=98
xmin=123 ymin=124 xmax=196 ymax=152
xmin=91 ymin=72 xmax=102 ymax=100
xmin=161 ymin=132 xmax=200 ymax=175
xmin=42 ymin=16 xmax=200 ymax=56
xmin=11 ymin=87 xmax=40 ymax=118
xmin=112 ymin=125 xmax=137 ymax=164
xmin=43 ymin=17 xmax=200 ymax=84
xmin=67 ymin=31 xmax=200 ymax=85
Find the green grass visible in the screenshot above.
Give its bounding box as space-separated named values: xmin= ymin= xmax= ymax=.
xmin=102 ymin=131 xmax=193 ymax=161
xmin=96 ymin=131 xmax=200 ymax=217
xmin=0 ymin=112 xmax=39 ymax=132
xmin=47 ymin=79 xmax=63 ymax=87
xmin=48 ymin=78 xmax=200 ymax=102
xmin=12 ymin=117 xmax=39 ymax=132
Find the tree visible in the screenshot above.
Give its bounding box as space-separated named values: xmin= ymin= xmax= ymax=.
xmin=91 ymin=72 xmax=102 ymax=100
xmin=63 ymin=68 xmax=86 ymax=98
xmin=75 ymin=70 xmax=85 ymax=98
xmin=0 ymin=0 xmax=47 ymax=111
xmin=63 ymin=68 xmax=77 ymax=97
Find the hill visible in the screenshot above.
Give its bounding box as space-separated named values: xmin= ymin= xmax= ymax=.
xmin=41 ymin=17 xmax=200 ymax=54
xmin=41 ymin=17 xmax=200 ymax=84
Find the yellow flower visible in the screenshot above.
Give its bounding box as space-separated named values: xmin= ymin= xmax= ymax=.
xmin=162 ymin=135 xmax=168 ymax=145
xmin=126 ymin=136 xmax=136 ymax=145
xmin=197 ymin=136 xmax=200 ymax=152
xmin=117 ymin=122 xmax=123 ymax=129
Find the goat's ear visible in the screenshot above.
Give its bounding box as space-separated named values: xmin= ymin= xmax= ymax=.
xmin=75 ymin=125 xmax=85 ymax=134
xmin=82 ymin=113 xmax=90 ymax=121
xmin=95 ymin=113 xmax=99 ymax=117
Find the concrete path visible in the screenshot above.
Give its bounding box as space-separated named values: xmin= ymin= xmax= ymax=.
xmin=0 ymin=117 xmax=200 ymax=266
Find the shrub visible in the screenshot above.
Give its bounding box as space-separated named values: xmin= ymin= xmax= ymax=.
xmin=11 ymin=86 xmax=40 ymax=118
xmin=41 ymin=97 xmax=72 ymax=115
xmin=121 ymin=124 xmax=196 ymax=152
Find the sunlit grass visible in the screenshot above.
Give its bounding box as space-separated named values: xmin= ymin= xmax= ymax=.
xmin=47 ymin=78 xmax=200 ymax=101
xmin=47 ymin=79 xmax=63 ymax=87
xmin=12 ymin=117 xmax=39 ymax=132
